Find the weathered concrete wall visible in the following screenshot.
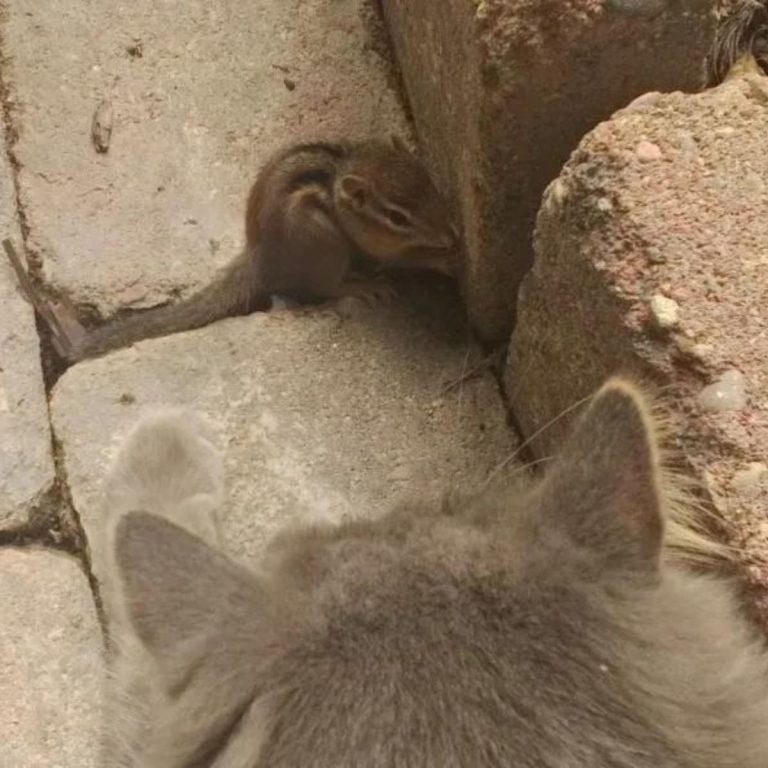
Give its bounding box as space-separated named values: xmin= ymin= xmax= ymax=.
xmin=381 ymin=0 xmax=718 ymax=340
xmin=507 ymin=75 xmax=768 ymax=623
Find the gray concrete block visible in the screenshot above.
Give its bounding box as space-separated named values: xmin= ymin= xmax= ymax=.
xmin=381 ymin=0 xmax=717 ymax=340
xmin=0 ymin=548 xmax=102 ymax=767
xmin=507 ymin=76 xmax=768 ymax=628
xmin=1 ymin=0 xmax=409 ymax=320
xmin=0 ymin=122 xmax=55 ymax=529
xmin=51 ymin=285 xmax=517 ymax=583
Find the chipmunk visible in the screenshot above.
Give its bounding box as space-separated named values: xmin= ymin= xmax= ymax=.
xmin=101 ymin=379 xmax=768 ymax=766
xmin=8 ymin=137 xmax=458 ymax=362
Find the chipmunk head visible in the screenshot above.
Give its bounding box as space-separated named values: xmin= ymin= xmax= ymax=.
xmin=333 ymin=137 xmax=460 ymax=276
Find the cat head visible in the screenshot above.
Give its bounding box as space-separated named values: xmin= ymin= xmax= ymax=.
xmin=107 ymin=379 xmax=759 ymax=767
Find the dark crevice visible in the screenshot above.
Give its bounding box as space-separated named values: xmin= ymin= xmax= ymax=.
xmin=0 ymin=16 xmax=74 ymax=389
xmin=358 ymin=0 xmax=528 ymax=466
xmin=0 ymin=12 xmax=32 ymax=259
xmin=486 ymin=345 xmax=540 ymax=476
xmin=0 ymin=423 xmax=105 ymax=625
xmin=0 ymin=482 xmax=78 ymax=551
xmin=0 ymin=14 xmax=103 ymax=624
xmin=49 ymin=424 xmax=107 ymax=628
xmin=359 ymin=0 xmax=415 ymax=126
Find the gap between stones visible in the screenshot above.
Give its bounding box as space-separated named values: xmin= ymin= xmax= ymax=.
xmin=0 ymin=16 xmax=103 ymax=627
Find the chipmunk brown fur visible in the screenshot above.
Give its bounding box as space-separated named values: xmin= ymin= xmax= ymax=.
xmin=11 ymin=137 xmax=457 ymax=362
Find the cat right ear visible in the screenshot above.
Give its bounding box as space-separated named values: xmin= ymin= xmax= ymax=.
xmin=538 ymin=378 xmax=664 ymax=572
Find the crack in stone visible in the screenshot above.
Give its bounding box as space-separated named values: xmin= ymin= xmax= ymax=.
xmin=0 ymin=7 xmax=101 ymax=616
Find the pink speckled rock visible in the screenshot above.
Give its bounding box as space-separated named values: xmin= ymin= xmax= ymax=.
xmin=382 ymin=0 xmax=718 ymax=339
xmin=507 ymin=75 xmax=768 ymax=629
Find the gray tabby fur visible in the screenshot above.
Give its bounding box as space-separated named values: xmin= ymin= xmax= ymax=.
xmin=100 ymin=379 xmax=768 ymax=767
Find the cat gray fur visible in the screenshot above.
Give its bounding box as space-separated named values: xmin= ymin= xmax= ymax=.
xmin=100 ymin=380 xmax=768 ymax=767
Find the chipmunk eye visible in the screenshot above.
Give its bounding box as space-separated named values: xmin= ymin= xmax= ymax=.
xmin=386 ymin=208 xmax=412 ymax=229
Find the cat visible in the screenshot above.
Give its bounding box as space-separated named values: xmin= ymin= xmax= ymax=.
xmin=99 ymin=378 xmax=768 ymax=767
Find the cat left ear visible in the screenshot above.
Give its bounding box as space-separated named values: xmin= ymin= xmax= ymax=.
xmin=538 ymin=378 xmax=664 ymax=570
xmin=114 ymin=511 xmax=262 ymax=654
xmin=112 ymin=511 xmax=274 ymax=767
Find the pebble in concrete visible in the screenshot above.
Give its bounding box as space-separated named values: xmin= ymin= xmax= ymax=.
xmin=51 ymin=285 xmax=518 ymax=583
xmin=732 ymin=463 xmax=768 ymax=499
xmin=649 ymin=294 xmax=679 ymax=331
xmin=636 ymin=140 xmax=663 ymax=162
xmin=699 ymin=369 xmax=748 ymax=413
xmin=0 ymin=119 xmax=55 ymax=529
xmin=0 ymin=548 xmax=102 ymax=767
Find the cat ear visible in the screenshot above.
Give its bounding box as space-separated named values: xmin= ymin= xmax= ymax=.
xmin=111 ymin=512 xmax=274 ymax=766
xmin=538 ymin=378 xmax=664 ymax=570
xmin=113 ymin=510 xmax=261 ymax=654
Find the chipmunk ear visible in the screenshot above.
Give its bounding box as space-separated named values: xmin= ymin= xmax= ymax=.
xmin=538 ymin=378 xmax=664 ymax=571
xmin=338 ymin=174 xmax=371 ymax=211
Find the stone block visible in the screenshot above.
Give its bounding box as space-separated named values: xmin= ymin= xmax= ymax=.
xmin=51 ymin=284 xmax=518 ymax=583
xmin=0 ymin=121 xmax=55 ymax=529
xmin=382 ymin=0 xmax=718 ymax=339
xmin=507 ymin=76 xmax=768 ymax=624
xmin=0 ymin=548 xmax=102 ymax=766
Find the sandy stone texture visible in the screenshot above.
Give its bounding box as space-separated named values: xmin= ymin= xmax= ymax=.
xmin=51 ymin=283 xmax=518 ymax=584
xmin=507 ymin=75 xmax=768 ymax=626
xmin=0 ymin=548 xmax=102 ymax=767
xmin=0 ymin=119 xmax=55 ymax=529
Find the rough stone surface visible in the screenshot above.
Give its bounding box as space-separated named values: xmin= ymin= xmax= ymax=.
xmin=0 ymin=548 xmax=102 ymax=766
xmin=1 ymin=0 xmax=409 ymax=320
xmin=0 ymin=122 xmax=55 ymax=529
xmin=699 ymin=369 xmax=748 ymax=413
xmin=507 ymin=76 xmax=768 ymax=625
xmin=51 ymin=282 xmax=518 ymax=583
xmin=381 ymin=0 xmax=718 ymax=340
